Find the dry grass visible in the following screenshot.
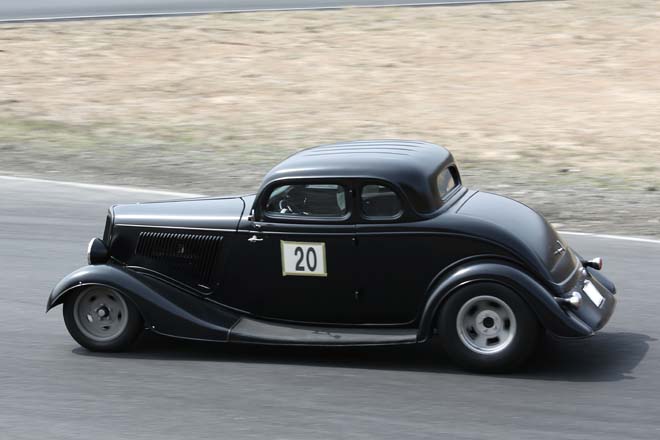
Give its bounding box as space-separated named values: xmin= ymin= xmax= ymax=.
xmin=1 ymin=0 xmax=659 ymax=234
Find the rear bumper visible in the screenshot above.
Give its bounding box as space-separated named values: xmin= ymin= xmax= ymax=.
xmin=555 ymin=269 xmax=617 ymax=337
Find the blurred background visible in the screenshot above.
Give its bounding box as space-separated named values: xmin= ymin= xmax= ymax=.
xmin=2 ymin=2 xmax=660 ymax=440
xmin=1 ymin=0 xmax=659 ymax=236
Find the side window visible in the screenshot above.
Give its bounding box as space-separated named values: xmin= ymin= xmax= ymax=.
xmin=360 ymin=184 xmax=402 ymax=219
xmin=437 ymin=167 xmax=458 ymax=199
xmin=265 ymin=184 xmax=347 ymax=218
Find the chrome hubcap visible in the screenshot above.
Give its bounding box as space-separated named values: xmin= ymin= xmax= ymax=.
xmin=456 ymin=295 xmax=517 ymax=355
xmin=73 ymin=287 xmax=129 ymax=342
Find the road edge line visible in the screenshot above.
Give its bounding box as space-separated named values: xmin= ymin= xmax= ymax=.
xmin=0 ymin=0 xmax=560 ymax=24
xmin=558 ymin=231 xmax=660 ymax=245
xmin=0 ymin=175 xmax=205 ymax=198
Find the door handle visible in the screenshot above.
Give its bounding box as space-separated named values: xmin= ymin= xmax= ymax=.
xmin=248 ymin=235 xmax=263 ymax=243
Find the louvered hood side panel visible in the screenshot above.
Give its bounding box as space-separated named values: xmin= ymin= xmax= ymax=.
xmin=131 ymin=231 xmax=224 ymax=291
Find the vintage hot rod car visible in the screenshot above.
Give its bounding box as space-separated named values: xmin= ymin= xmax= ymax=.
xmin=47 ymin=140 xmax=617 ymax=371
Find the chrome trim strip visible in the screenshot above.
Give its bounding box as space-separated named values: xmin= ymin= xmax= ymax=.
xmin=115 ymin=223 xmax=235 ymax=233
xmin=86 ymin=238 xmax=95 ymax=265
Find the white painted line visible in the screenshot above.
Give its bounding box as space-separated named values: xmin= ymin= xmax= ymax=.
xmin=3 ymin=174 xmax=659 ymax=245
xmin=0 ymin=0 xmax=558 ymax=23
xmin=0 ymin=175 xmax=204 ymax=198
xmin=559 ymin=231 xmax=660 ymax=246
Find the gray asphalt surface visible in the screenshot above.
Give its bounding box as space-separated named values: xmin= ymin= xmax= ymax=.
xmin=1 ymin=177 xmax=659 ymax=439
xmin=0 ymin=0 xmax=548 ymax=21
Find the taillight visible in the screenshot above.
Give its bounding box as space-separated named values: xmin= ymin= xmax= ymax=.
xmin=584 ymin=257 xmax=603 ymax=271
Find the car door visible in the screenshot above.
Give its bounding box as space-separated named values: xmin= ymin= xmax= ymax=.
xmin=355 ymin=183 xmax=442 ymax=324
xmin=226 ymin=181 xmax=360 ymax=324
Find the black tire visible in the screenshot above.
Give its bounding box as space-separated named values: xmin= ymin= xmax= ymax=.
xmin=438 ymin=282 xmax=540 ymax=373
xmin=63 ymin=286 xmax=143 ymax=352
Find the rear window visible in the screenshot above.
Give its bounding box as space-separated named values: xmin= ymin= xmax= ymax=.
xmin=437 ymin=168 xmax=458 ymax=199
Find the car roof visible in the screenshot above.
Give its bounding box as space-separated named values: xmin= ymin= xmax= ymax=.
xmin=260 ymin=140 xmax=458 ymax=213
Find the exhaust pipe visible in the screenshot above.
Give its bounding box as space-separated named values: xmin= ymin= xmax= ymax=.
xmin=555 ymin=291 xmax=582 ymax=308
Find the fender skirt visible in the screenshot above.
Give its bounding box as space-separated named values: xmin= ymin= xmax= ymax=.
xmin=47 ymin=265 xmax=239 ymax=342
xmin=418 ymin=262 xmax=594 ymax=341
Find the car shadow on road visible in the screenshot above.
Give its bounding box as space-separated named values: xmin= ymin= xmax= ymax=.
xmin=73 ymin=331 xmax=653 ymax=382
xmin=521 ymin=331 xmax=654 ymax=382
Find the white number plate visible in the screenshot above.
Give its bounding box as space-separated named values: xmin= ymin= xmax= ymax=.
xmin=583 ymin=280 xmax=604 ymax=307
xmin=280 ymin=241 xmax=327 ymax=277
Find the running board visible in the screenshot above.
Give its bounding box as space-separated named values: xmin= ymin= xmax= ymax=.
xmin=229 ymin=317 xmax=418 ymax=346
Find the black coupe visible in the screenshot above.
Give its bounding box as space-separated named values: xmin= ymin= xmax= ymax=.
xmin=48 ymin=140 xmax=617 ymax=371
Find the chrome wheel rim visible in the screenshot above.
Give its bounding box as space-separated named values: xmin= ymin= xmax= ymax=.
xmin=73 ymin=287 xmax=129 ymax=342
xmin=456 ymin=295 xmax=517 ymax=355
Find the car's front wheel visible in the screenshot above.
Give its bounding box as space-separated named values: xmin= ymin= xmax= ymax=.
xmin=439 ymin=282 xmax=540 ymax=372
xmin=63 ymin=286 xmax=143 ymax=352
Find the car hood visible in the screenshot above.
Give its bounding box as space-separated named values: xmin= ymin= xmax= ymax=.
xmin=112 ymin=196 xmax=246 ymax=231
xmin=453 ymin=191 xmax=579 ymax=286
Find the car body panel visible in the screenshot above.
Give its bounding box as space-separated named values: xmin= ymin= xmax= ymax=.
xmin=48 ymin=140 xmax=618 ymax=346
xmin=454 ymin=191 xmax=576 ymax=285
xmin=112 ymin=196 xmax=245 ymax=231
xmin=47 ymin=264 xmax=239 ymax=341
xmin=220 ymin=223 xmax=360 ymax=324
xmin=417 ymin=260 xmax=615 ymax=341
xmin=229 ymin=317 xmax=417 ymax=346
xmin=257 ymin=140 xmax=457 ymax=216
xmin=353 ymin=228 xmax=511 ymax=324
xmin=108 ymin=197 xmax=246 ymax=294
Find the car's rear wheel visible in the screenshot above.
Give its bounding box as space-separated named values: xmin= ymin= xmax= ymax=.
xmin=63 ymin=286 xmax=143 ymax=352
xmin=438 ymin=282 xmax=540 ymax=372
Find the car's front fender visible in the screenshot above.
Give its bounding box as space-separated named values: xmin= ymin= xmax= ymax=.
xmin=48 ymin=265 xmax=129 ymax=312
xmin=47 ymin=264 xmax=239 ymax=341
xmin=417 ymin=261 xmax=594 ymax=342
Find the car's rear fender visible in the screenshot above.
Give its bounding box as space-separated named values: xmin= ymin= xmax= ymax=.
xmin=417 ymin=260 xmax=593 ymax=342
xmin=47 ymin=264 xmax=239 ymax=341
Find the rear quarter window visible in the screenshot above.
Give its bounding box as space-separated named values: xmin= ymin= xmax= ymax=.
xmin=437 ymin=167 xmax=459 ymax=199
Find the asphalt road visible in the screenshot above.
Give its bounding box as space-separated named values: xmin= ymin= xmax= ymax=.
xmin=0 ymin=0 xmax=548 ymax=21
xmin=1 ymin=176 xmax=659 ymax=439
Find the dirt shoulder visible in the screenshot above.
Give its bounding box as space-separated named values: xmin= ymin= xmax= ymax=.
xmin=1 ymin=0 xmax=659 ymax=236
